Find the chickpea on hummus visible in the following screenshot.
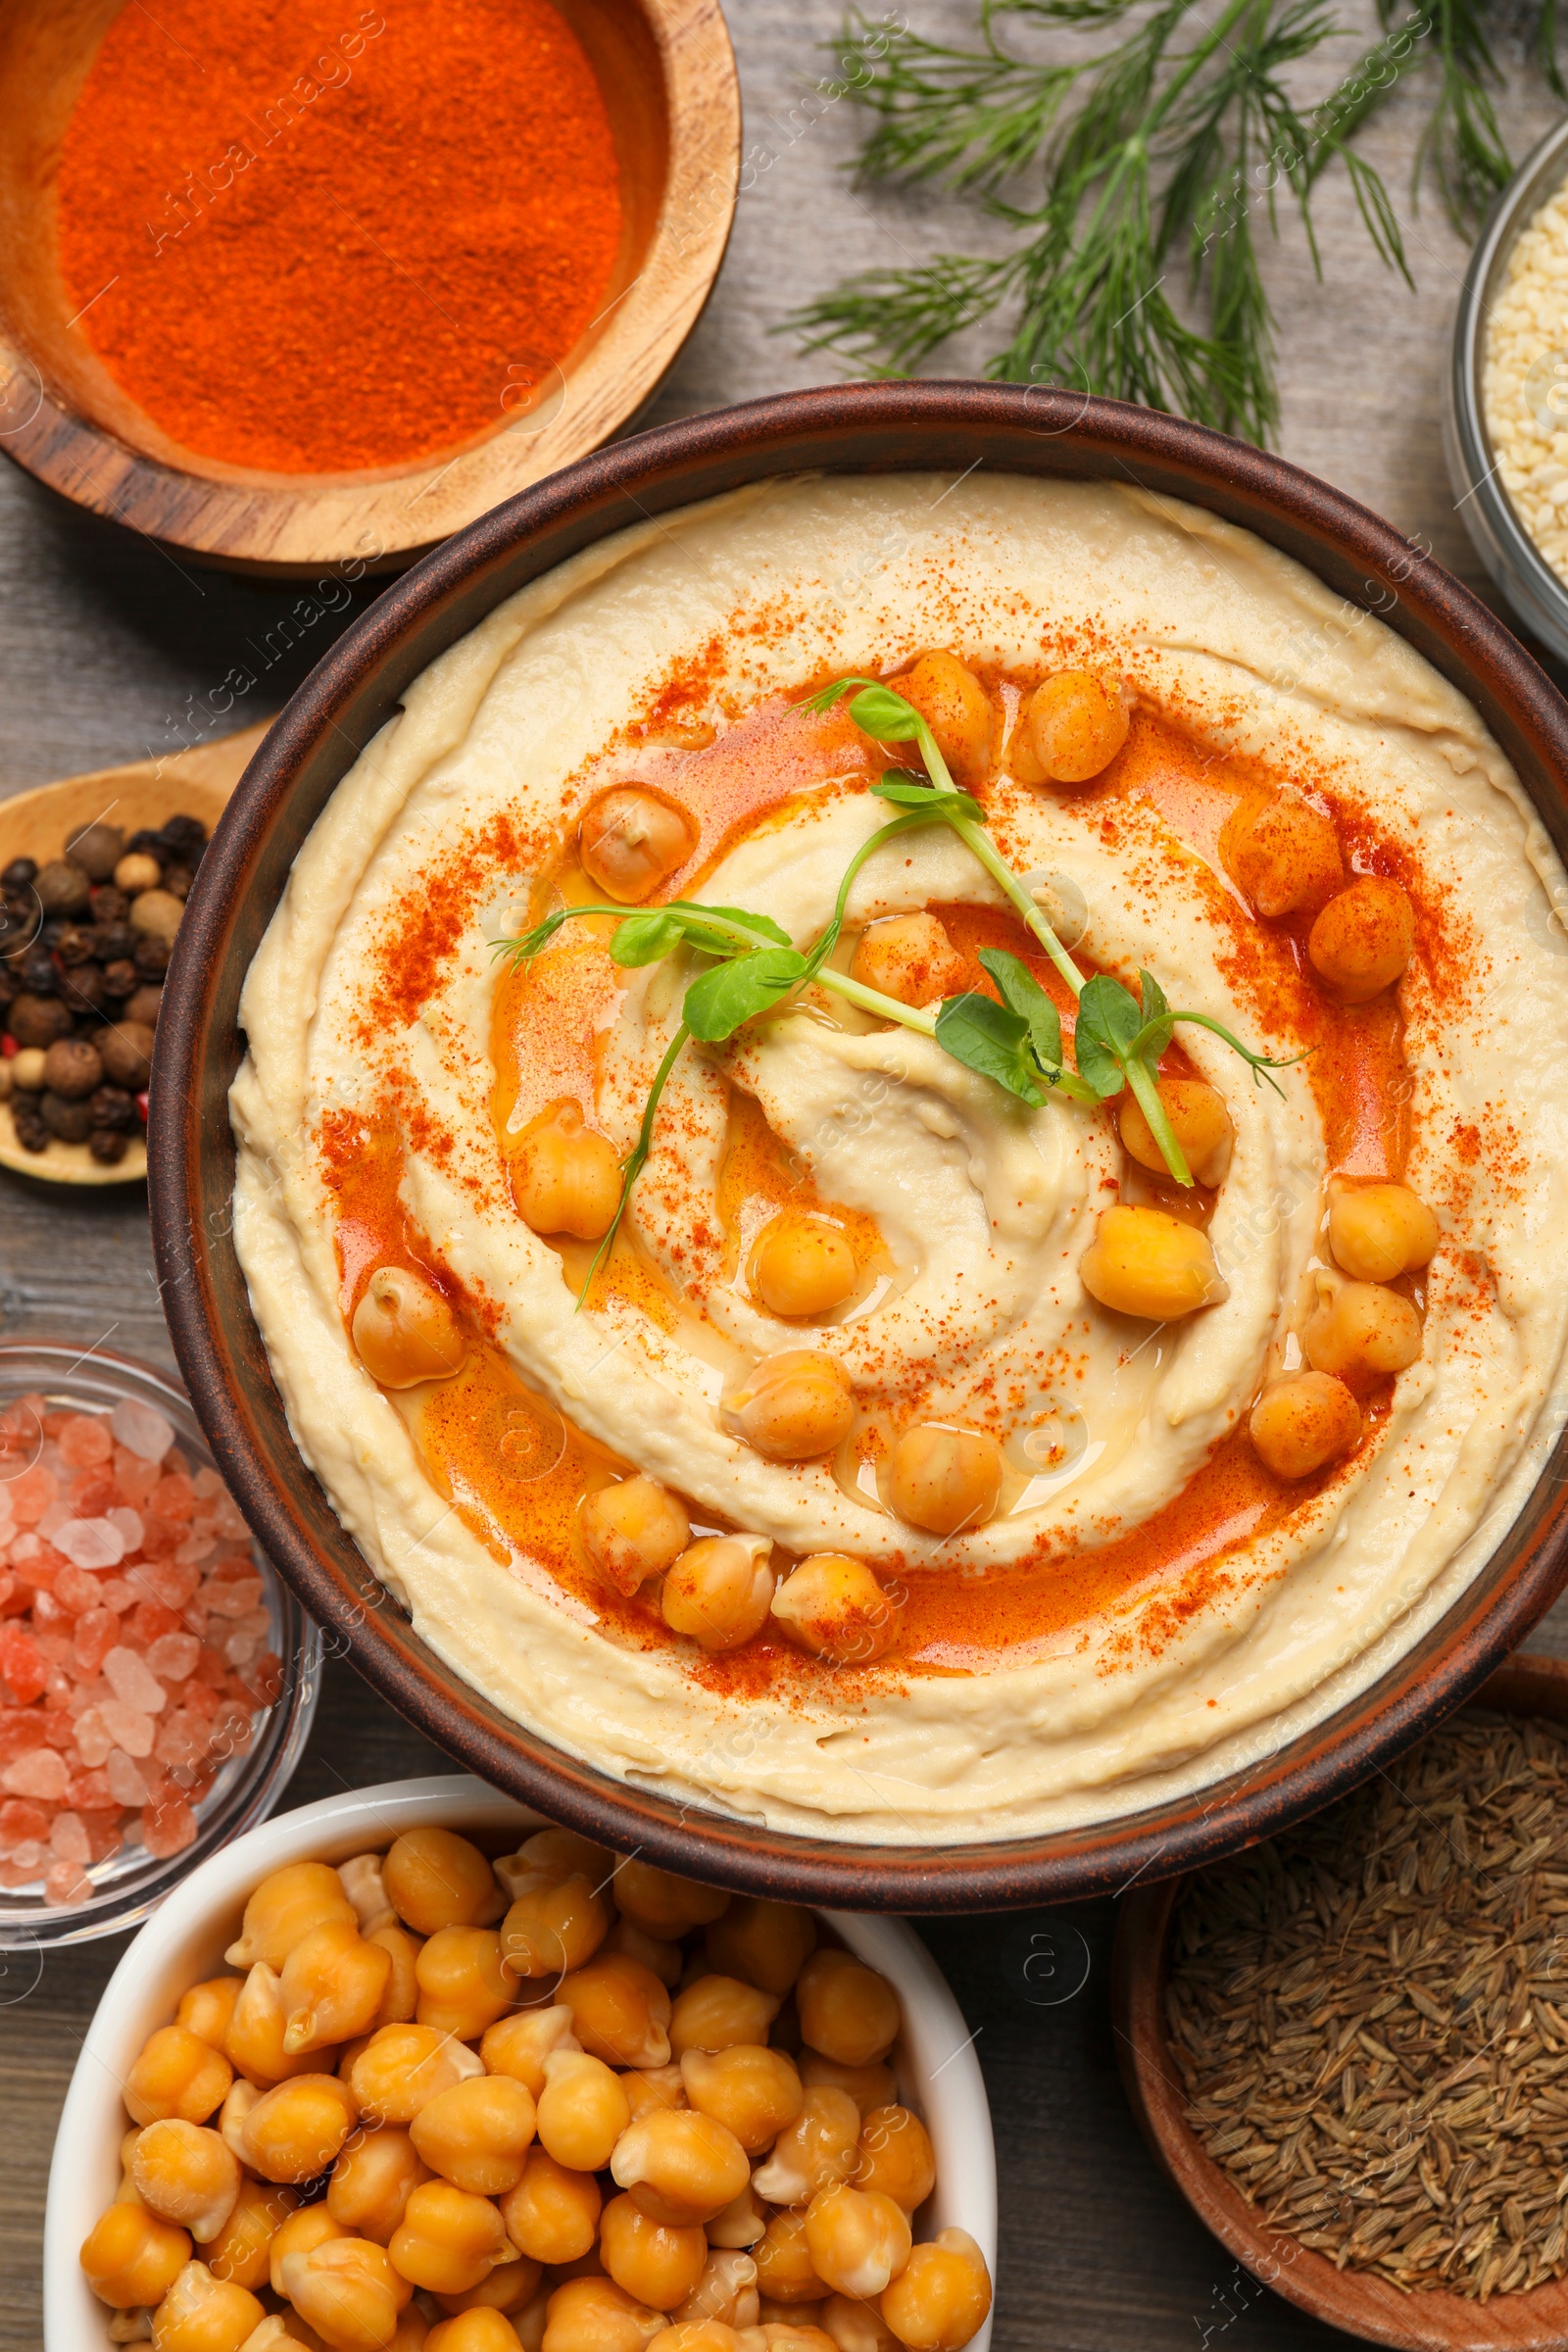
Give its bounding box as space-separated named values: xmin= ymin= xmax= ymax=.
xmin=231 ymin=475 xmax=1568 ymax=1842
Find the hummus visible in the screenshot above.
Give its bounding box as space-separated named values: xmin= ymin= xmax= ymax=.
xmin=230 ymin=474 xmax=1568 ymax=1842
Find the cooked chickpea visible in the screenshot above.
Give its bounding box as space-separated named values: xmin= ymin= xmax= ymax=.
xmin=662 ymin=1534 xmax=776 ymax=1651
xmin=351 ymin=2024 xmax=485 ymax=2125
xmin=771 ymin=1556 xmax=901 ymax=1667
xmin=612 ymin=2108 xmax=751 ymax=2227
xmin=761 ymin=2323 xmax=839 ymax=2351
xmin=81 ymin=2202 xmax=192 ymax=2309
xmin=339 ymin=1853 xmax=397 ymax=1937
xmin=149 ymin=2259 xmax=263 ymax=2352
xmin=327 ymin=2126 xmax=431 ymax=2242
xmin=1217 ymin=787 xmax=1344 ymax=918
xmin=414 ymin=1927 xmax=514 ymax=2040
xmin=1118 ymin=1078 xmax=1234 ymax=1189
xmin=388 ymin=2179 xmax=515 ymax=2296
xmin=500 ymin=2147 xmax=602 ymax=2265
xmin=542 ymin=2275 xmax=666 ymax=2352
xmin=752 ymin=2086 xmax=861 ymax=2207
xmin=606 ymin=1918 xmax=684 ymax=1987
xmin=500 ymin=1871 xmax=609 ymax=1980
xmin=669 ymin=1974 xmax=780 ymax=2058
xmin=559 ymin=1952 xmax=674 ymax=2068
xmin=125 ymin=2026 xmax=234 ymax=2128
xmin=425 ymin=2311 xmax=525 ymax=2352
xmin=751 ymin=2210 xmax=825 ymax=2304
xmin=129 ymin=2120 xmax=241 ymax=2244
xmin=674 ymin=2247 xmax=760 ymax=2328
xmin=706 ymin=1898 xmax=815 ymax=1998
xmin=895 ymin=651 xmax=992 ymax=783
xmin=621 ymin=2063 xmax=690 ymax=2123
xmin=368 ymin=1923 xmax=423 ymax=2029
xmin=1328 ymin=1180 xmax=1438 ymax=1283
xmin=878 ymin=2227 xmax=992 ymax=2349
xmin=232 ymin=2318 xmax=316 ymax=2352
xmin=749 ymin=1212 xmax=859 ymax=1320
xmin=175 ymin=1980 xmax=244 ymax=2052
xmin=278 ymin=1918 xmax=394 ymax=2057
xmin=225 ymin=1963 xmax=322 ymax=2086
xmin=1078 ymin=1204 xmax=1229 ymax=1321
xmin=612 ymin=1861 xmax=730 ymax=1941
xmin=599 ymin=2191 xmax=710 ymax=2311
xmin=580 ymin=1477 xmax=692 ymax=1598
xmin=799 ymin=2054 xmax=897 ymax=2117
xmin=511 ymin=1098 xmax=623 ymax=1241
xmin=644 ymin=2325 xmax=740 ymax=2352
xmin=798 ymin=1952 xmax=900 ymax=2069
xmin=1304 ymin=1276 xmax=1422 ymax=1388
xmin=405 ymin=2072 xmax=537 ymax=2199
xmin=267 ymin=2203 xmax=347 ymax=2295
xmin=352 ymin=1267 xmax=467 ymax=1391
xmin=722 ymin=1350 xmax=856 ymax=1462
xmin=226 ymin=1862 xmax=357 ymax=1973
xmin=1307 ymin=875 xmax=1416 ymax=1003
xmin=681 ymin=2045 xmax=804 ymax=2152
xmin=383 ymin=1830 xmax=505 ymax=1936
xmin=479 ymin=2006 xmax=580 ymax=2098
xmin=822 ymin=2295 xmax=900 ymax=2351
xmin=804 ymin=2184 xmax=911 ymax=2300
xmin=237 ymin=2074 xmax=359 ymax=2183
xmin=433 ymin=2255 xmax=545 ymax=2318
xmin=884 ymin=1427 xmax=1003 ymax=1538
xmin=1024 ymin=669 xmax=1129 ymax=785
xmin=279 ymin=2234 xmax=412 ymax=2352
xmin=205 ymin=2176 xmax=295 ymax=2291
xmin=1249 ymin=1370 xmax=1362 ymax=1479
xmin=853 ymin=2109 xmax=935 ymax=2213
xmin=507 ymin=1828 xmax=612 ymax=1889
xmin=534 ymin=2047 xmax=629 ymax=2172
xmin=579 ymin=787 xmax=695 ymax=904
xmin=216 ymin=2079 xmax=259 ymax=2165
xmin=706 ymin=2183 xmax=768 ymax=2250
xmin=849 ymin=914 xmax=966 ymax=1013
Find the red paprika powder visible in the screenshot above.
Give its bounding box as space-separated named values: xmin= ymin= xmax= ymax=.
xmin=55 ymin=0 xmax=623 ymax=474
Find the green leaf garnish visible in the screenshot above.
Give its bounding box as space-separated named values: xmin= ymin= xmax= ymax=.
xmin=1072 ymin=968 xmax=1301 ymax=1185
xmin=935 ymin=993 xmax=1047 ymax=1106
xmin=683 ymin=948 xmax=810 ymax=1042
xmin=978 ymin=947 xmax=1064 ymax=1073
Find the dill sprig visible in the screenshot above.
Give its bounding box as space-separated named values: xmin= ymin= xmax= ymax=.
xmin=792 ymin=0 xmax=1550 ymax=441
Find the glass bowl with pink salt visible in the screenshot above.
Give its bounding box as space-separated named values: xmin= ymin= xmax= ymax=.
xmin=0 ymin=1339 xmax=320 ymax=1945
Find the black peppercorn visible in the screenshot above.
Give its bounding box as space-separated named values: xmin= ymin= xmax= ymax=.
xmin=124 ymin=829 xmax=166 ymax=862
xmin=0 ymin=898 xmax=38 ymax=958
xmin=87 ymin=1084 xmax=136 ymax=1131
xmin=12 ymin=1104 xmax=48 ymax=1152
xmin=88 ymin=1127 xmax=130 ymax=1165
xmin=57 ymin=960 xmax=105 ymax=1015
xmin=158 ymin=814 xmax=208 ymax=863
xmin=40 ymin=1090 xmax=93 ymax=1143
xmin=17 ymin=949 xmax=57 ymax=996
xmin=0 ymin=857 xmax=37 ymax=895
xmin=53 ymin=923 xmax=97 ymax=966
xmin=92 ymin=922 xmax=135 ymax=963
xmin=88 ymin=886 xmax=129 ymax=925
xmin=101 ymin=959 xmax=138 ymax=1000
xmin=160 ymin=865 xmax=194 ymax=903
xmin=133 ymin=932 xmax=172 ymax=978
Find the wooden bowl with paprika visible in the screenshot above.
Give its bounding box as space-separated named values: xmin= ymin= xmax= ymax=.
xmin=0 ymin=0 xmax=737 ymax=575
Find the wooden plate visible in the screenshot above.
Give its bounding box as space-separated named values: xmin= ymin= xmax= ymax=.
xmin=1113 ymin=1652 xmax=1568 ymax=2350
xmin=0 ymin=0 xmax=738 ymax=575
xmin=0 ymin=724 xmax=264 ymax=1184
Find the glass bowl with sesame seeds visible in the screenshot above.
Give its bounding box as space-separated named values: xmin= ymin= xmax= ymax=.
xmin=0 ymin=1339 xmax=321 ymax=1949
xmin=1447 ymin=114 xmax=1568 ymax=662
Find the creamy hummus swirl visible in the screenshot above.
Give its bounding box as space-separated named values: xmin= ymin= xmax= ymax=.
xmin=230 ymin=474 xmax=1568 ymax=1841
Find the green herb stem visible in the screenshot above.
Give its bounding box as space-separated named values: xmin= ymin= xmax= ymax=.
xmin=812 ymin=967 xmax=939 ymax=1035
xmin=576 ymin=1021 xmax=690 ymax=1308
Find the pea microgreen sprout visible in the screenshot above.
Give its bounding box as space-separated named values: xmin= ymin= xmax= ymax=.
xmin=1073 ymin=968 xmax=1303 ymax=1186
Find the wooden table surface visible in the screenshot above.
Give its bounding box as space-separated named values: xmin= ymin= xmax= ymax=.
xmin=6 ymin=6 xmax=1568 ymax=2346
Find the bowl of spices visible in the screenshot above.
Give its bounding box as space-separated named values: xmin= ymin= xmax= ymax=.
xmin=1115 ymin=1652 xmax=1568 ymax=2348
xmin=0 ymin=727 xmax=260 ymax=1183
xmin=0 ymin=1340 xmax=321 ymax=1947
xmin=0 ymin=0 xmax=738 ymax=575
xmin=1447 ymin=116 xmax=1568 ymax=662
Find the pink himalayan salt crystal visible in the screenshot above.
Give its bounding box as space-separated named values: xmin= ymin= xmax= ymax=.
xmin=36 ymin=1500 xmax=71 ymax=1541
xmin=74 ymin=1708 xmax=113 ymax=1767
xmin=141 ymin=1797 xmax=196 ymax=1858
xmin=53 ymin=1562 xmax=103 ymax=1615
xmin=54 ymin=1518 xmax=126 ymax=1572
xmin=95 ymin=1577 xmax=135 ymax=1614
xmin=8 ymin=1466 xmax=57 ymax=1526
xmin=56 ymin=1413 xmax=112 ymax=1468
xmin=205 ymin=1578 xmax=265 ymax=1622
xmin=174 ymin=1532 xmax=216 ymax=1567
xmin=45 ymin=1856 xmax=92 ymax=1904
xmin=49 ymin=1809 xmax=88 ymax=1861
xmin=98 ymin=1699 xmax=154 ymax=1758
xmin=108 ymin=1507 xmax=144 ymax=1554
xmin=146 ymin=1632 xmax=200 ymax=1682
xmin=109 ymin=1397 xmax=173 ymax=1463
xmin=105 ymin=1748 xmax=149 ymax=1807
xmin=102 ymin=1645 xmax=167 ymax=1715
xmin=73 ymin=1609 xmax=119 ymax=1677
xmin=0 ymin=1798 xmax=50 ymax=1848
xmin=2 ymin=1746 xmax=70 ymax=1801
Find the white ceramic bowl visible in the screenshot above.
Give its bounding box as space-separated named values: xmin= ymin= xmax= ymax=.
xmin=44 ymin=1773 xmax=998 ymax=2350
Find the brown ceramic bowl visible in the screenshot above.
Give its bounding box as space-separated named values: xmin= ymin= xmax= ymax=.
xmin=1112 ymin=1653 xmax=1568 ymax=2349
xmin=149 ymin=382 xmax=1568 ymax=1909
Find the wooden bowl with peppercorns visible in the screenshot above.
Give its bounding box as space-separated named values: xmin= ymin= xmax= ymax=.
xmin=0 ymin=728 xmax=264 ymax=1184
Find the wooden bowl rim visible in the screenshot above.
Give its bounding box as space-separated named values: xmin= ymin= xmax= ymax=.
xmin=149 ymin=380 xmax=1568 ymax=1908
xmin=1111 ymin=1654 xmax=1568 ymax=2350
xmin=0 ymin=0 xmax=739 ymax=572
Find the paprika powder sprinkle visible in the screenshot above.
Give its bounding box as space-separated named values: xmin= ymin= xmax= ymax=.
xmin=55 ymin=0 xmax=623 ymax=475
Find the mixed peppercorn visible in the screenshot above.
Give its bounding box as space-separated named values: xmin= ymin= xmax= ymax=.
xmin=0 ymin=809 xmax=208 ymax=1163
